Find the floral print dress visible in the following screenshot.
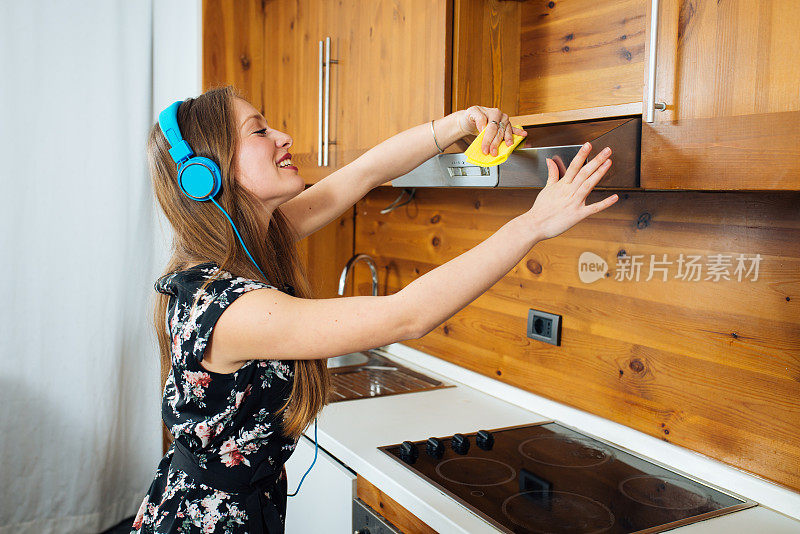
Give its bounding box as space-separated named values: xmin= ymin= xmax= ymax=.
xmin=132 ymin=263 xmax=298 ymax=534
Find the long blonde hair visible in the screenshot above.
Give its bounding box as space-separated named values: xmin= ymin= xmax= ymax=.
xmin=147 ymin=85 xmax=330 ymax=442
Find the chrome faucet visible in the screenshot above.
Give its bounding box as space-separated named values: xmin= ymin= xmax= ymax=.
xmin=338 ymin=254 xmax=379 ymax=296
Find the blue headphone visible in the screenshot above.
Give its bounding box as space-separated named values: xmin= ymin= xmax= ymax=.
xmin=158 ymin=100 xmax=267 ymax=281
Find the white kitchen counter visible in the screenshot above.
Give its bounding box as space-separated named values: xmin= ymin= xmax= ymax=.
xmin=306 ymin=344 xmax=800 ymax=533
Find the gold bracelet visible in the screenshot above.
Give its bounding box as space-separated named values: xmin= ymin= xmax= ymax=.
xmin=430 ymin=119 xmax=444 ymax=153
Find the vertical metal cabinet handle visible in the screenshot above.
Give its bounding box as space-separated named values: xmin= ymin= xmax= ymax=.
xmin=318 ymin=40 xmax=324 ymax=166
xmin=646 ymin=0 xmax=667 ymax=123
xmin=323 ymin=36 xmax=340 ymax=166
xmin=324 ymin=36 xmax=331 ymax=166
xmin=316 ymin=37 xmax=338 ymax=167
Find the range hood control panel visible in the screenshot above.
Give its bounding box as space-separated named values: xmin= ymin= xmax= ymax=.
xmin=449 ymin=165 xmax=491 ymax=177
xmin=394 ymin=153 xmax=499 ymax=187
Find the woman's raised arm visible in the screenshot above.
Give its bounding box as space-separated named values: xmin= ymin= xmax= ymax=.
xmin=209 ymin=142 xmax=617 ymax=366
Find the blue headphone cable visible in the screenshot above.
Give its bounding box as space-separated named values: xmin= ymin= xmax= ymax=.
xmin=209 ymin=197 xmax=267 ymax=281
xmin=287 ymin=418 xmax=318 ymax=497
xmin=158 ymin=99 xmax=319 ymax=497
xmin=211 ymin=200 xmax=319 ymax=497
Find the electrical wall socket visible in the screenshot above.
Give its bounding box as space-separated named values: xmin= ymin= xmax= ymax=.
xmin=527 ymin=309 xmax=561 ymax=346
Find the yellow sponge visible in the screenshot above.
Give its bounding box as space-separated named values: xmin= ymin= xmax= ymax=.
xmin=465 ymin=124 xmax=526 ymax=167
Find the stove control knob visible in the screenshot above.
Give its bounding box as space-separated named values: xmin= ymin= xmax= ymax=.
xmin=476 ymin=430 xmax=495 ymax=451
xmin=451 ymin=433 xmax=470 ymax=455
xmin=399 ymin=441 xmax=418 ymax=464
xmin=426 ymin=437 xmax=444 ymax=459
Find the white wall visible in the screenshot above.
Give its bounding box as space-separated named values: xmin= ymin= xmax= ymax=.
xmin=0 ymin=1 xmax=202 ymax=532
xmin=151 ymin=0 xmax=203 ymax=268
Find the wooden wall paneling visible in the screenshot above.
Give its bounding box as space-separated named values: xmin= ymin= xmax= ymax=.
xmin=354 ymin=187 xmax=800 ymax=491
xmin=517 ymin=0 xmax=647 ymax=115
xmin=202 ymin=0 xmax=265 ymax=111
xmin=357 ymin=475 xmax=438 ymax=534
xmin=641 ymin=0 xmax=800 ymax=189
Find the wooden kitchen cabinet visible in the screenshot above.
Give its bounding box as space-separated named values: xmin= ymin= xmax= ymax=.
xmin=203 ymin=0 xmax=265 ymax=113
xmin=640 ymin=0 xmax=800 ymax=190
xmin=262 ymin=0 xmax=452 ymax=184
xmin=262 ymin=0 xmax=332 ymax=183
xmin=202 ymin=0 xmax=326 ymax=177
xmin=203 ymin=0 xmax=356 ymax=299
xmin=332 ymin=0 xmax=452 ymax=167
xmin=206 ymin=1 xmax=800 ymax=192
xmin=453 ymin=0 xmax=648 ymax=123
xmin=207 ymin=0 xmax=652 ymax=185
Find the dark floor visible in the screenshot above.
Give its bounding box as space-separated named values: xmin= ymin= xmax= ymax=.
xmin=102 ymin=516 xmax=134 ymax=534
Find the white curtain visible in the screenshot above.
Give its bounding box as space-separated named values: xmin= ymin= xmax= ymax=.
xmin=0 ymin=1 xmax=200 ymax=532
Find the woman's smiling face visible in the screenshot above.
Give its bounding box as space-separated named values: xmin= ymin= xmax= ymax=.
xmin=232 ymin=97 xmax=304 ymax=209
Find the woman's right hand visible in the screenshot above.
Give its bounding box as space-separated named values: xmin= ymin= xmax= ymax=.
xmin=524 ymin=142 xmax=619 ymax=241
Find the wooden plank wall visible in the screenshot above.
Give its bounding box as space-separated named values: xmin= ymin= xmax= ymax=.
xmin=353 ymin=187 xmax=800 ymax=492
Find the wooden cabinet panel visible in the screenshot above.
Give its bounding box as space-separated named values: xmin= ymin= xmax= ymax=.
xmin=518 ymin=0 xmax=647 ymax=115
xmin=357 ymin=475 xmax=438 ymax=534
xmin=263 ymin=0 xmax=331 ymax=183
xmin=202 ymin=0 xmax=265 ymax=111
xmin=332 ymin=0 xmax=452 ymax=166
xmin=453 ymin=0 xmax=647 ymax=120
xmin=452 ymin=0 xmax=521 ymax=114
xmin=641 ymin=0 xmax=800 ymax=190
xmin=260 ymin=0 xmax=451 ymax=184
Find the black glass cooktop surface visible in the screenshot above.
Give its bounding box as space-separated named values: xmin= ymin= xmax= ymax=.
xmin=379 ymin=422 xmax=757 ymax=533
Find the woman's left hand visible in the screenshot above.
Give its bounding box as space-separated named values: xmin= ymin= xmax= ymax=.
xmin=457 ymin=106 xmax=528 ymax=157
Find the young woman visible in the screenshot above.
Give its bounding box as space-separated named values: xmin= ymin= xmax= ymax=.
xmin=132 ymin=85 xmax=617 ymax=534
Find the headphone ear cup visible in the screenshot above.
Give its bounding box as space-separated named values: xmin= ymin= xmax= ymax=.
xmin=178 ymin=157 xmax=222 ymax=201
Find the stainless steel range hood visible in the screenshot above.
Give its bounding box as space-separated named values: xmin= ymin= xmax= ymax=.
xmin=392 ymin=116 xmax=641 ymax=188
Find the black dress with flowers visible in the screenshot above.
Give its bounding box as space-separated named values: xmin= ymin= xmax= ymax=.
xmin=132 ymin=262 xmax=297 ymax=534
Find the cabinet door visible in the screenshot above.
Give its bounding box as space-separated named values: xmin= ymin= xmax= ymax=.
xmin=640 ymin=0 xmax=800 ymax=190
xmin=203 ymin=0 xmax=265 ymax=112
xmin=264 ymin=0 xmax=332 ymax=184
xmin=285 ymin=435 xmax=356 ymax=533
xmin=453 ymin=0 xmax=647 ymax=121
xmin=332 ymin=0 xmax=451 ymax=166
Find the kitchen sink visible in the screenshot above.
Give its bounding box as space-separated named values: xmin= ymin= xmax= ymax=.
xmin=327 ymin=349 xmax=452 ymax=402
xmin=327 ymin=352 xmax=371 ymax=368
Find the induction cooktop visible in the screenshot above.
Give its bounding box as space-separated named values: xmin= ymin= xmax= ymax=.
xmin=379 ymin=421 xmax=757 ymax=533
